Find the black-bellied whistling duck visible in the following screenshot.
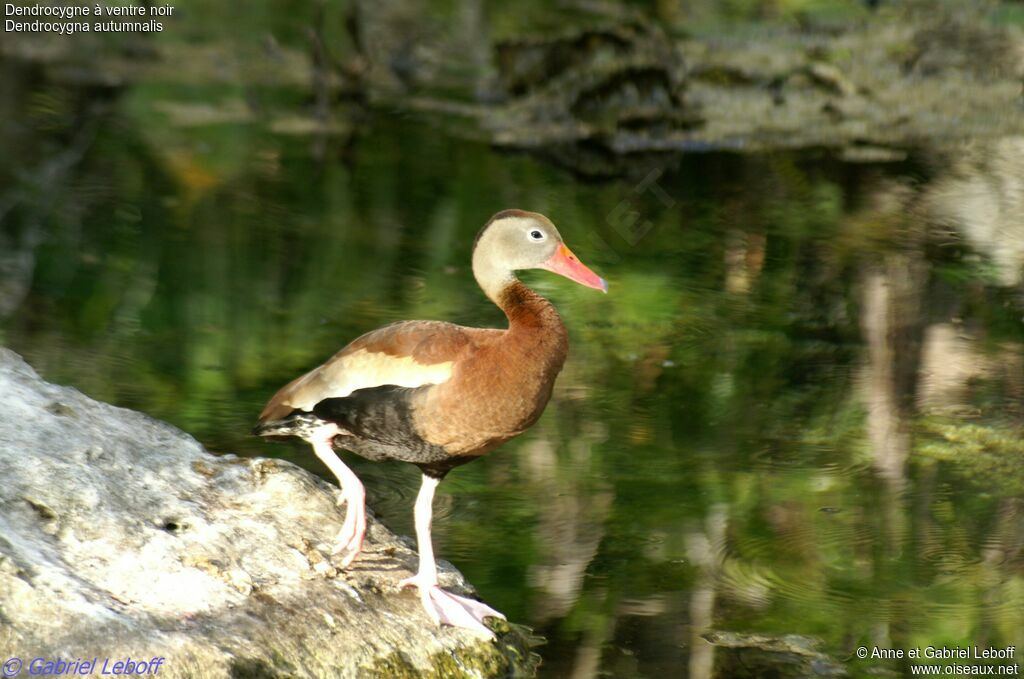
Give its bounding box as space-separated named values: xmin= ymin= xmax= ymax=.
xmin=254 ymin=209 xmax=606 ymax=635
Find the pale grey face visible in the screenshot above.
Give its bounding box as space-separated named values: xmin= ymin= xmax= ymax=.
xmin=473 ymin=209 xmax=607 ymax=300
xmin=474 ymin=212 xmax=563 ymax=272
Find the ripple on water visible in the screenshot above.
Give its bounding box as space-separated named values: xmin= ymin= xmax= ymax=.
xmin=720 ymin=487 xmax=889 ymax=615
xmin=749 ymin=443 xmax=872 ymax=477
xmin=351 ymin=463 xmax=420 ymax=528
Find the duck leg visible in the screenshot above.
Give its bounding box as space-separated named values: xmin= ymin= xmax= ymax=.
xmin=310 ymin=427 xmax=366 ymax=567
xmin=398 ymin=473 xmax=506 ymax=637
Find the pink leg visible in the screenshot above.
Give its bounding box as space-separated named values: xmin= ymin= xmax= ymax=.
xmin=310 ymin=427 xmax=366 ymax=568
xmin=398 ymin=474 xmax=505 ymax=637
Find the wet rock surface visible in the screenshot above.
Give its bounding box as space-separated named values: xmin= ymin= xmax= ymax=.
xmin=478 ymin=14 xmax=1022 ymax=173
xmin=3 ymin=3 xmax=1021 ymax=175
xmin=702 ymin=630 xmax=849 ymax=678
xmin=483 ymin=21 xmax=703 ymax=175
xmin=0 ymin=349 xmax=537 ymax=678
xmin=359 ymin=4 xmax=1023 ymax=174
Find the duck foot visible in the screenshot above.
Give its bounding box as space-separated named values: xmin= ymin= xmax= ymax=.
xmin=399 ymin=576 xmax=505 ymax=637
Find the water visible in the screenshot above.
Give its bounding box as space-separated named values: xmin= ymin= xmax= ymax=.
xmin=2 ymin=67 xmax=1022 ymax=678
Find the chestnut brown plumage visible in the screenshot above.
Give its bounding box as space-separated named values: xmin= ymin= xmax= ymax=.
xmin=254 ymin=209 xmax=606 ymax=635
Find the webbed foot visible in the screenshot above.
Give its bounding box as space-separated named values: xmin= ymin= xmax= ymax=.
xmin=399 ymin=575 xmax=505 ymax=637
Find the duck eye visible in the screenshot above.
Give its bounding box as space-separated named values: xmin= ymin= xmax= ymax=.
xmin=529 ymin=230 xmax=544 ymax=241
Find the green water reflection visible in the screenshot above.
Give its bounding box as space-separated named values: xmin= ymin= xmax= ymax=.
xmin=2 ymin=71 xmax=1022 ymax=678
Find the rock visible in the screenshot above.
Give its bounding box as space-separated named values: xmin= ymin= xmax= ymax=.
xmin=368 ymin=7 xmax=1024 ymax=174
xmin=0 ymin=349 xmax=538 ymax=678
xmin=7 ymin=1 xmax=1022 ymax=175
xmin=702 ymin=630 xmax=848 ymax=678
xmin=486 ymin=21 xmax=703 ymax=176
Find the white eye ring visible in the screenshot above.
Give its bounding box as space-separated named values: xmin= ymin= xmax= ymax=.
xmin=529 ymin=229 xmax=545 ymax=241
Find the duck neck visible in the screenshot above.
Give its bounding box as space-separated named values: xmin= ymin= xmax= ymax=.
xmin=496 ymin=279 xmax=566 ymax=338
xmin=473 ymin=256 xmax=566 ymax=338
xmin=494 ymin=280 xmax=569 ymax=384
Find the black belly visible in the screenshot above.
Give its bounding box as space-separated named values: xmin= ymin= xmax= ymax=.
xmin=313 ymin=384 xmax=469 ymax=478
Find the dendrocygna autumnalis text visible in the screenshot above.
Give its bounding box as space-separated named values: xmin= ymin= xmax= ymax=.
xmin=254 ymin=209 xmax=607 ymax=635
